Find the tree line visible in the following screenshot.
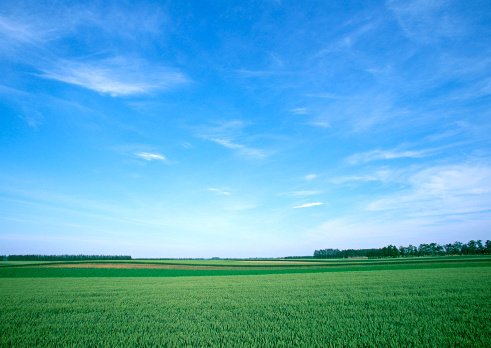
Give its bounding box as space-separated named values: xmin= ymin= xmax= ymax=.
xmin=314 ymin=240 xmax=491 ymax=259
xmin=1 ymin=254 xmax=132 ymax=261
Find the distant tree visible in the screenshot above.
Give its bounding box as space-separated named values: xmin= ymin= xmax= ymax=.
xmin=314 ymin=249 xmax=341 ymax=259
xmin=485 ymin=240 xmax=491 ymax=255
xmin=6 ymin=255 xmax=132 ymax=261
xmin=382 ymin=245 xmax=399 ymax=257
xmin=407 ymin=245 xmax=418 ymax=256
xmin=418 ymin=244 xmax=430 ymax=256
xmin=314 ymin=239 xmax=490 ymax=258
xmin=444 ymin=242 xmax=463 ymax=255
xmin=476 ymin=240 xmax=484 ymax=255
xmin=466 ymin=240 xmax=478 ymax=255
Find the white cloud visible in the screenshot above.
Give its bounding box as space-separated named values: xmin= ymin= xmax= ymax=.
xmin=330 ymin=171 xmax=393 ymax=185
xmin=209 ymin=138 xmax=242 ymax=150
xmin=307 ymin=120 xmax=331 ymax=128
xmin=307 ymin=163 xmax=491 ymax=248
xmin=0 ymin=15 xmax=42 ymax=43
xmin=283 ymin=190 xmax=322 ymax=197
xmin=197 ymin=120 xmax=268 ymax=159
xmin=290 ymin=107 xmax=309 ymax=115
xmin=19 ymin=109 xmax=43 ymax=129
xmin=0 ymin=2 xmax=167 ymax=45
xmin=224 ymin=202 xmax=257 ymax=211
xmin=208 ymin=188 xmax=231 ymax=196
xmin=387 ymin=0 xmax=464 ymax=43
xmin=306 ymin=162 xmax=491 ymax=249
xmin=209 ymin=138 xmax=267 ymax=159
xmin=40 ymin=58 xmax=188 ymax=97
xmin=305 ymin=174 xmax=318 ymax=181
xmin=306 ymin=213 xmax=491 ymax=250
xmin=347 ymin=148 xmax=429 ymax=165
xmin=135 ymin=152 xmax=167 ymax=162
xmin=366 ymin=164 xmax=491 ymax=217
xmin=294 ymin=202 xmax=324 ymax=209
xmin=304 ymin=92 xmax=402 ymax=133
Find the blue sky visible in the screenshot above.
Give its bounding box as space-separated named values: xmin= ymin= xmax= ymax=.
xmin=1 ymin=0 xmax=490 ymax=257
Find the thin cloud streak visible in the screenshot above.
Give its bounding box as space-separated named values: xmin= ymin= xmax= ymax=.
xmin=208 ymin=188 xmax=231 ymax=196
xmin=294 ymin=202 xmax=324 ymax=209
xmin=305 ymin=174 xmax=318 ymax=181
xmin=40 ymin=58 xmax=189 ymax=97
xmin=387 ymin=0 xmax=464 ymax=43
xmin=282 ymin=190 xmax=322 ymax=197
xmin=0 ymin=2 xmax=167 ymax=45
xmin=135 ymin=152 xmax=167 ymax=162
xmin=209 ymin=138 xmax=267 ymax=159
xmin=347 ymin=149 xmax=430 ymax=165
xmin=0 ymin=15 xmax=41 ymax=43
xmin=197 ymin=120 xmax=269 ymax=159
xmin=290 ymin=107 xmax=309 ymax=115
xmin=330 ymin=172 xmax=392 ymax=185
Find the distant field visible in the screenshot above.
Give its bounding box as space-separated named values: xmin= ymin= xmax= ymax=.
xmin=2 ymin=255 xmax=489 ymax=269
xmin=1 ymin=257 xmax=490 ymax=346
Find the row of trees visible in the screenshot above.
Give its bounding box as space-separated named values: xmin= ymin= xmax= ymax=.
xmin=2 ymin=254 xmax=132 ymax=261
xmin=314 ymin=240 xmax=491 ymax=259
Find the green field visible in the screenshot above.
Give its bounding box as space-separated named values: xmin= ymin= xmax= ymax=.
xmin=1 ymin=257 xmax=490 ymax=346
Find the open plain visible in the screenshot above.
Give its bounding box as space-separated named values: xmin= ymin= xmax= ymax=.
xmin=1 ymin=256 xmax=490 ymax=347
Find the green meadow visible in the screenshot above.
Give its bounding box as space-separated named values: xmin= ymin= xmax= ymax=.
xmin=1 ymin=257 xmax=490 ymax=347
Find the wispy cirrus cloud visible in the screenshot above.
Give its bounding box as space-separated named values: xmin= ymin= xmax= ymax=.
xmin=366 ymin=163 xmax=491 ymax=217
xmin=290 ymin=107 xmax=309 ymax=115
xmin=330 ymin=170 xmax=394 ymax=185
xmin=301 ymin=92 xmax=401 ymax=133
xmin=307 ymin=212 xmax=491 ymax=250
xmin=40 ymin=58 xmax=188 ymax=97
xmin=208 ymin=138 xmax=267 ymax=159
xmin=0 ymin=15 xmax=43 ymax=44
xmin=387 ymin=0 xmax=464 ymax=43
xmin=135 ymin=152 xmax=167 ymax=162
xmin=306 ymin=162 xmax=491 ymax=249
xmin=0 ymin=2 xmax=185 ymax=98
xmin=294 ymin=202 xmax=324 ymax=209
xmin=197 ymin=120 xmax=268 ymax=159
xmin=347 ymin=148 xmax=430 ymax=165
xmin=304 ymin=174 xmax=318 ymax=181
xmin=0 ymin=1 xmax=167 ymax=46
xmin=307 ymin=120 xmax=331 ymax=128
xmin=208 ymin=188 xmax=231 ymax=196
xmin=282 ymin=190 xmax=322 ymax=197
xmin=19 ymin=109 xmax=44 ymax=129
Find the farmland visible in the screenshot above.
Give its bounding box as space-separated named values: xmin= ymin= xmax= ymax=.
xmin=1 ymin=257 xmax=490 ymax=346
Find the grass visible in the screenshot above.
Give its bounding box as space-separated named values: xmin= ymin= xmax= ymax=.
xmin=0 ymin=257 xmax=490 ymax=346
xmin=0 ymin=256 xmax=489 ymax=278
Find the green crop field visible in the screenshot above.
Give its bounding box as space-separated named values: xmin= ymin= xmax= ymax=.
xmin=1 ymin=257 xmax=490 ymax=347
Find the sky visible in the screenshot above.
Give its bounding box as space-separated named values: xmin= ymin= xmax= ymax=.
xmin=1 ymin=0 xmax=490 ymax=258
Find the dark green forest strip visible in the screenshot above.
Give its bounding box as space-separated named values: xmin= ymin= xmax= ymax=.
xmin=1 ymin=260 xmax=489 ymax=278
